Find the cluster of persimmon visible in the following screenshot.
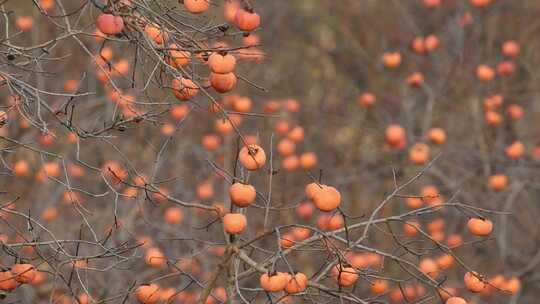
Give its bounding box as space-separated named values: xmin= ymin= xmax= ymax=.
xmin=92 ymin=0 xmax=263 ymax=118
xmin=0 ymin=263 xmax=38 ymax=292
xmin=397 ymin=210 xmax=518 ymax=303
xmin=353 ymin=14 xmax=522 ymax=301
xmin=346 ymin=7 xmax=526 ymax=301
xmin=96 ymin=0 xmax=260 ymax=36
xmin=9 ymin=0 xmax=58 ymax=33
xmin=220 ymin=143 xmax=266 ymax=235
xmin=269 ymin=98 xmax=318 ymax=172
xmin=135 ymin=283 xmax=227 ymax=304
xmin=381 ymin=123 xmax=446 ymax=166
xmin=259 ymin=271 xmax=309 ymax=294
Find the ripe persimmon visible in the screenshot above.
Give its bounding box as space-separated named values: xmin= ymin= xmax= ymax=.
xmin=488 ymin=174 xmax=508 ymax=192
xmin=389 ymin=288 xmax=405 ymax=302
xmin=235 ymin=9 xmax=261 ymax=32
xmin=39 ymin=132 xmax=55 ymax=147
xmin=504 ymin=277 xmax=521 ymax=294
xmin=78 ymin=293 xmax=90 ymax=304
xmin=145 ymin=248 xmax=166 ymax=267
xmin=412 ymin=36 xmax=426 ymax=53
xmin=287 ymin=126 xmax=305 ymax=142
xmin=357 ymin=92 xmax=376 ymax=108
xmin=243 ymin=33 xmax=260 ymax=46
xmin=208 ymin=52 xmax=236 ymax=74
xmin=446 ymin=234 xmax=463 ymax=248
xmin=229 ymin=182 xmax=256 ymax=207
xmin=42 ymin=162 xmax=61 ymax=178
xmin=11 ymin=263 xmax=36 ymax=284
xmin=427 ymin=218 xmax=445 ymax=232
xmin=476 ymin=65 xmax=495 ymax=81
xmin=158 ymin=288 xmax=176 ymax=302
xmin=169 ymin=44 xmax=191 ymax=67
xmin=421 ymin=185 xmax=441 ymax=206
xmin=296 ymin=202 xmax=314 ymax=220
xmin=497 ymin=61 xmax=516 ymax=76
xmin=505 ymin=141 xmax=524 ymax=160
xmin=403 ymin=220 xmax=420 ymax=236
xmin=464 ymin=271 xmax=485 ymax=292
xmin=260 ymin=272 xmax=288 ymax=292
xmin=506 ymin=104 xmax=523 ymax=120
xmin=275 ymin=120 xmax=291 ymax=135
xmin=436 ymin=254 xmax=455 ymax=270
xmin=406 ymin=197 xmax=423 ymax=209
xmin=170 ymin=104 xmax=189 ymax=120
xmin=263 ymin=100 xmax=280 ymax=114
xmin=385 ymin=124 xmax=406 ymax=147
xmin=15 ymin=16 xmax=34 ymax=31
xmin=312 ymin=185 xmax=341 ymax=211
xmin=281 ymin=155 xmax=299 ymax=171
xmin=382 ymin=52 xmax=402 ymax=68
xmin=0 ymin=271 xmax=17 ymax=291
xmin=419 ymin=258 xmax=439 ymax=278
xmin=13 ymin=160 xmax=30 ymax=177
xmin=40 ymin=0 xmax=55 ymax=11
xmin=299 ymin=152 xmax=317 ymax=170
xmin=446 ymin=297 xmax=467 ymax=304
xmin=161 ymin=123 xmax=175 ymax=136
xmin=277 ymin=138 xmax=296 ymax=156
xmin=285 ymin=99 xmax=301 ymax=112
xmin=210 ymin=72 xmax=237 ymax=93
xmin=223 ymin=213 xmax=247 ymax=234
xmin=280 ymin=233 xmax=295 ymax=249
xmin=285 ymin=272 xmax=308 ymax=294
xmin=467 ymin=218 xmax=493 ymax=236
xmin=371 ymin=279 xmax=388 ymax=295
xmin=317 ymin=213 xmax=344 ymax=231
xmin=184 ymin=0 xmax=210 ymax=14
xmin=484 ymin=94 xmax=504 ymax=110
xmin=331 ymin=265 xmax=358 ymax=287
xmin=145 ymin=24 xmax=168 ymax=44
xmin=233 ymin=96 xmax=252 ymax=112
xmin=305 ymin=182 xmax=322 ymax=200
xmin=485 ymin=111 xmax=502 ymax=126
xmin=427 ymin=128 xmax=446 ymax=145
xmin=172 ymin=77 xmax=198 ymax=101
xmin=136 ymin=284 xmax=161 ymax=304
xmin=425 ymin=34 xmax=440 ymax=51
xmin=409 ymin=142 xmax=430 ymax=165
xmin=406 ymin=72 xmax=424 ymax=87
xmin=214 ymin=118 xmax=235 ymax=134
xmin=238 ymin=144 xmax=266 ymax=170
xmin=502 ymin=40 xmax=520 ymax=58
xmin=96 ymin=14 xmax=124 ymax=35
xmin=292 ymin=227 xmax=311 ymax=240
xmin=244 ymin=134 xmax=259 ymax=145
xmin=112 ymin=59 xmax=130 ymax=76
xmin=102 ymin=160 xmax=127 ymax=182
xmin=164 ymin=207 xmax=183 ymax=225
xmin=196 ymin=181 xmax=214 ymax=200
xmin=224 ymin=0 xmax=240 ymax=22
xmin=200 ymin=135 xmax=220 ymax=152
xmin=41 ymin=207 xmax=59 ymax=222
xmin=347 ymin=253 xmax=368 ymax=269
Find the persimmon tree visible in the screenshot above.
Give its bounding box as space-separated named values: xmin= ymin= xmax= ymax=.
xmin=0 ymin=0 xmax=533 ymax=304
